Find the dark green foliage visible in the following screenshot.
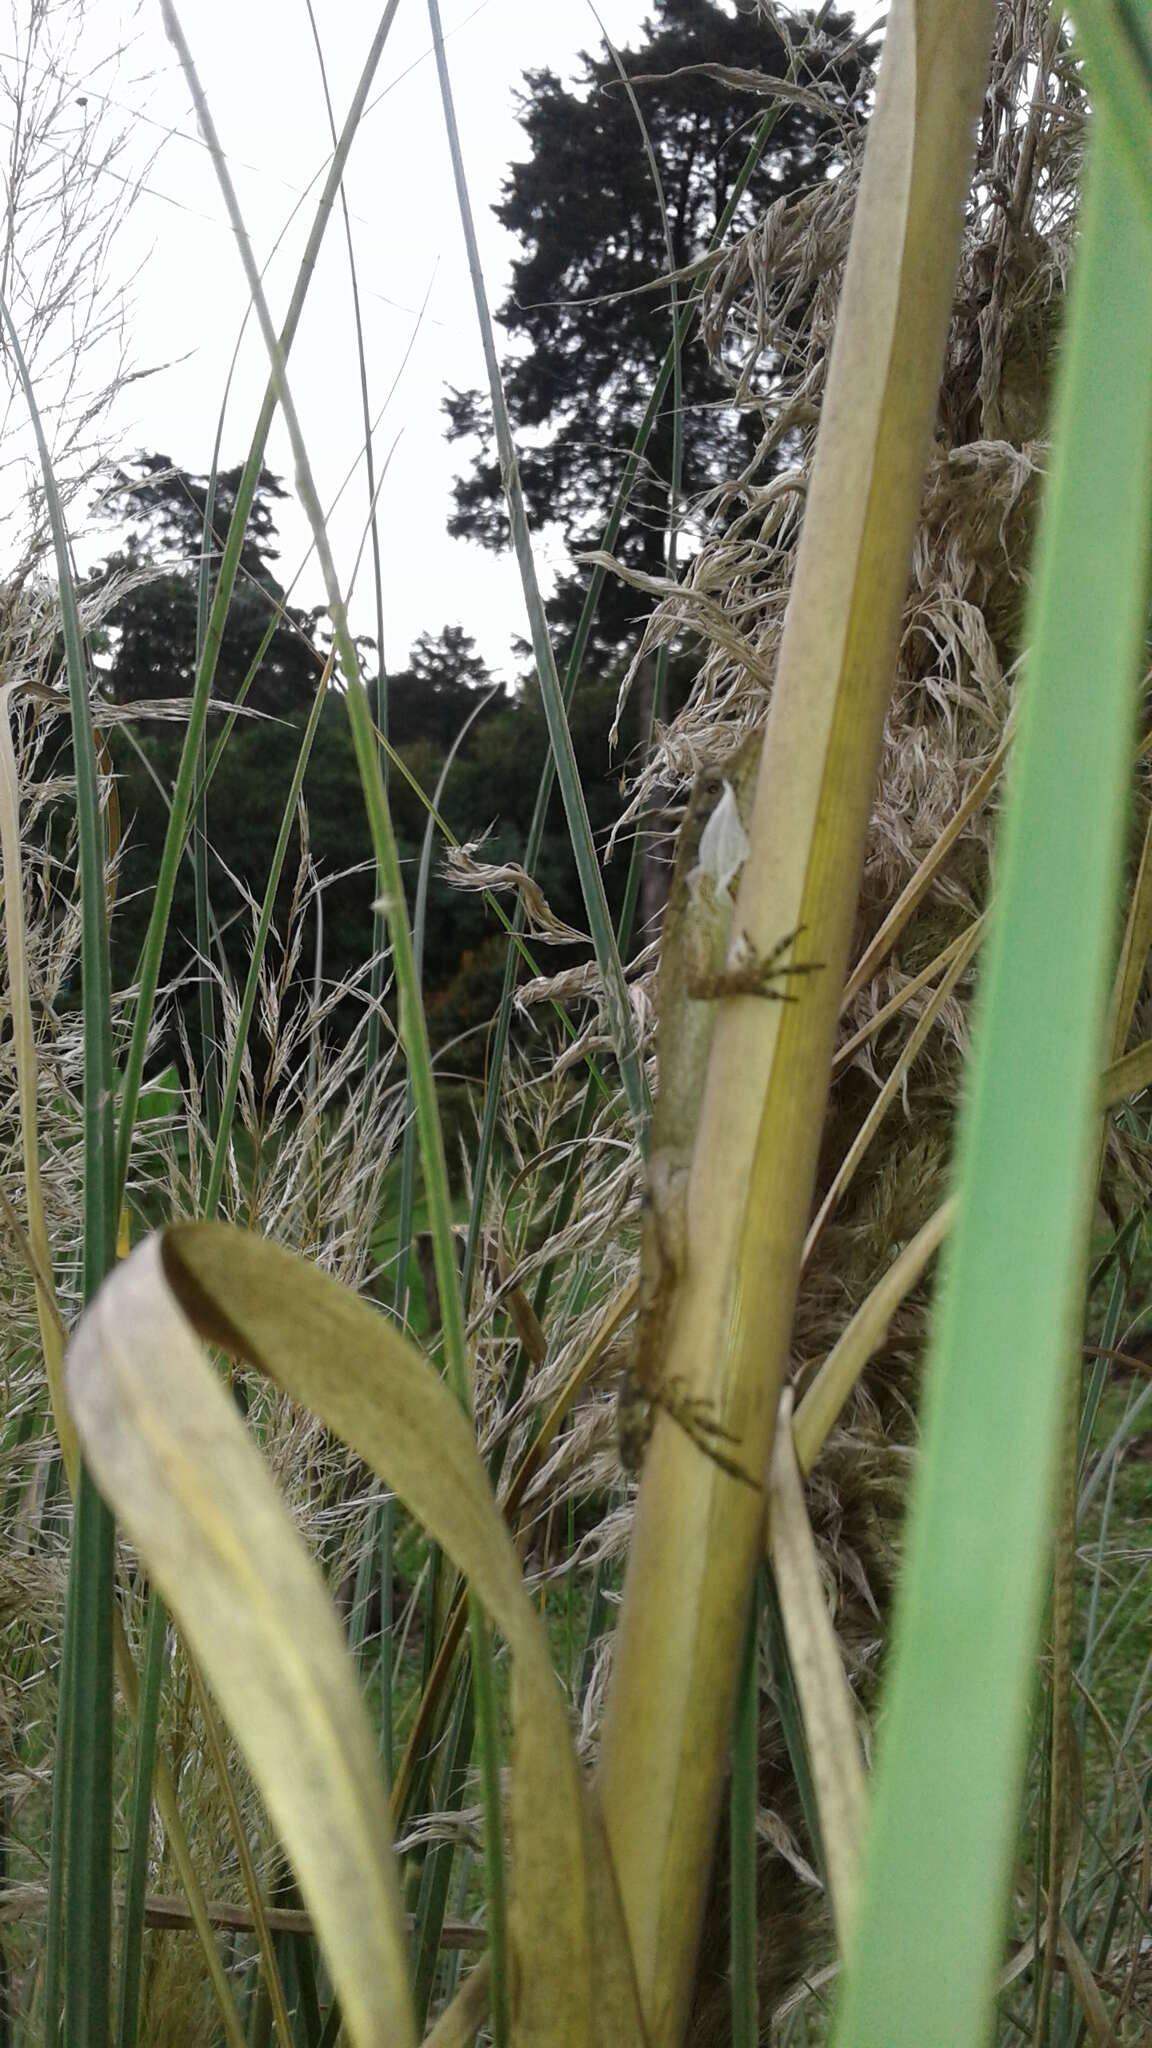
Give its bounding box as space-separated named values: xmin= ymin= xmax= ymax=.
xmin=88 ymin=460 xmax=644 ymax=1078
xmin=100 ymin=450 xmax=288 ymax=581
xmin=445 ymin=0 xmax=872 ymax=656
xmin=96 ymin=455 xmax=322 ymax=719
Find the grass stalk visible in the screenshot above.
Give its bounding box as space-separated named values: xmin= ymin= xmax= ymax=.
xmin=379 ymin=691 xmax=496 ymax=1810
xmin=0 ymin=688 xmax=76 ymax=1476
xmin=41 ymin=1547 xmax=77 ymax=2045
xmin=303 ymin=1 xmax=392 ymax=1086
xmin=193 ymin=465 xmax=223 ymax=1138
xmin=410 ymin=1677 xmax=474 ymax=2033
xmin=426 ymin=0 xmax=645 ymax=1134
xmin=115 ymin=1595 xmax=167 ymax=2048
xmin=729 ymin=1581 xmax=761 ymax=2048
xmin=63 ymin=1470 xmax=116 ymax=2045
xmin=185 ymin=1657 xmax=295 ymax=2048
xmin=204 ymin=655 xmax=333 ymax=1216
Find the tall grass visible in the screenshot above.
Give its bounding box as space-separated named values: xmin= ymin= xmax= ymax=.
xmin=5 ymin=2 xmax=1152 ymax=2046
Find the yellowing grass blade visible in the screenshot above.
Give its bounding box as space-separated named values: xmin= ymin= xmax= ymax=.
xmin=424 ymin=1959 xmax=492 ymax=2048
xmin=161 ymin=1220 xmax=644 ymax=2048
xmin=66 ymin=1235 xmax=416 ymax=2048
xmin=766 ymin=1392 xmax=868 ymax=1951
xmin=792 ymin=1200 xmax=956 ymax=1476
xmin=67 ymin=1222 xmax=646 ymax=2048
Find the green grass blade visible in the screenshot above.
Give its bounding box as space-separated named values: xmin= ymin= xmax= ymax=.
xmin=464 ymin=1595 xmax=508 ymax=2043
xmin=316 ymin=1999 xmax=342 ymax=2048
xmin=192 ymin=598 xmax=302 ymax=814
xmin=115 ymin=1593 xmax=168 ymax=2048
xmin=1069 ymin=0 xmax=1152 ymax=198
xmin=63 ymin=1473 xmax=116 ymax=2045
xmin=593 ymin=4 xmax=686 ymax=758
xmin=426 ymin=0 xmax=646 ymax=1132
xmin=389 ymin=700 xmax=482 ymax=1325
xmin=834 ymin=93 xmax=1152 ymax=2048
xmin=410 ymin=1677 xmax=474 ymax=2032
xmin=384 ymin=692 xmax=498 ymax=1786
xmin=408 ymin=684 xmax=502 ymax=1302
xmin=377 ymin=1493 xmax=395 ymax=1778
xmin=730 ymin=1582 xmax=760 ymax=2048
xmin=193 ymin=463 xmax=223 ymax=1139
xmin=303 ymin=0 xmax=392 ymax=1085
xmin=115 ymin=1 xmax=402 ymax=1211
xmin=203 ymin=660 xmax=331 ymax=1218
xmin=42 ymin=1539 xmax=78 ymax=2044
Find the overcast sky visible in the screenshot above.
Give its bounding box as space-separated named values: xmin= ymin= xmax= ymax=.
xmin=54 ymin=0 xmax=660 ymax=682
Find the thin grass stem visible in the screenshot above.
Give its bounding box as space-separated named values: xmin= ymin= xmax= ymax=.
xmin=115 ymin=1594 xmax=167 ymax=2048
xmin=427 ymin=0 xmax=644 ymax=1136
xmin=0 ymin=293 xmax=118 ymax=2048
xmin=730 ymin=1579 xmax=761 ymax=2048
xmin=115 ymin=3 xmax=402 ymax=1212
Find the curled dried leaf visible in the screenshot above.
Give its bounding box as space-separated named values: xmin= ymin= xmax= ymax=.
xmin=442 ymin=842 xmax=588 ymax=944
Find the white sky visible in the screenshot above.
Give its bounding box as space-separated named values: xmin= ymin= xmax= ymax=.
xmin=58 ymin=0 xmax=658 ymax=683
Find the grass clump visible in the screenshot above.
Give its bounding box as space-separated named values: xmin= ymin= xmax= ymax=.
xmin=5 ymin=3 xmax=1152 ymax=2046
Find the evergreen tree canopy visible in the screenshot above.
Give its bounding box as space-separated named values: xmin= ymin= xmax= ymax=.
xmin=445 ymin=0 xmax=872 ymax=655
xmin=94 ymin=454 xmax=322 ymax=718
xmin=99 ymin=451 xmax=291 ymax=588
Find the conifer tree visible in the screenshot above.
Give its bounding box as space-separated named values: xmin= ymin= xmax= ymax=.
xmin=446 ymin=0 xmax=871 ymax=656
